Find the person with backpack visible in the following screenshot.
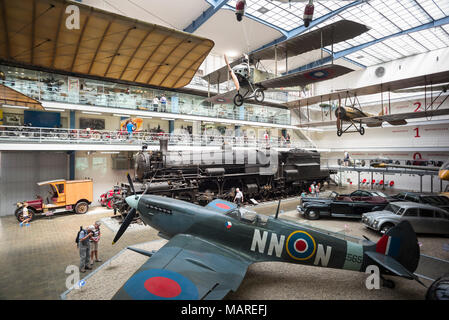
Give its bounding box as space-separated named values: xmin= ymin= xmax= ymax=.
xmin=76 ymin=225 xmax=94 ymax=273
xmin=89 ymin=221 xmax=102 ymax=267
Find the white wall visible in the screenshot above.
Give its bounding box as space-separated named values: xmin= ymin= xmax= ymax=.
xmin=74 ymin=151 xmax=129 ymax=205
xmin=0 ymin=151 xmax=68 ymax=216
xmin=314 ymin=47 xmax=449 ymax=96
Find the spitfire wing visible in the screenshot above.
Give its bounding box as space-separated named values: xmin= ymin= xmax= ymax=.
xmin=355 ymin=108 xmax=449 ymax=126
xmin=203 ymin=89 xmax=238 ymax=105
xmin=256 ymin=64 xmax=353 ymax=89
xmin=113 ymin=234 xmax=251 ymax=300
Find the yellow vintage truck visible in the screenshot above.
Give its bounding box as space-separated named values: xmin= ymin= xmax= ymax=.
xmin=15 ymin=179 xmax=93 ymax=221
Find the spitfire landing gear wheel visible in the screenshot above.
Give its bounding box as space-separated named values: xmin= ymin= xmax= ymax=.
xmin=74 ymin=201 xmax=89 ymax=214
xmin=359 ymin=127 xmax=365 ymax=135
xmin=381 ymin=277 xmax=395 ymax=289
xmin=337 ymin=129 xmax=343 ymax=137
xmin=234 ymin=93 xmax=244 ymax=106
xmin=305 ymin=209 xmax=320 ymax=220
xmin=254 ymin=89 xmax=265 ymax=102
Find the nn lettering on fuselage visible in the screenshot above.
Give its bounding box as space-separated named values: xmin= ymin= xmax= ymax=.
xmin=250 ymin=229 xmax=332 ymax=267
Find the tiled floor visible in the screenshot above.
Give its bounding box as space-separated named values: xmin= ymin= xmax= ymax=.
xmin=0 ymin=210 xmax=159 ymax=299
xmin=1 ymin=186 xmax=448 ymax=300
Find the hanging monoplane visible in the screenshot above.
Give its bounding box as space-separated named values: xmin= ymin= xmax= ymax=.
xmin=203 ymin=20 xmax=369 ymax=107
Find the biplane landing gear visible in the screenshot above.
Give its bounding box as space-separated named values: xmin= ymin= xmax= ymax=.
xmin=336 ymin=120 xmax=365 ymax=136
xmin=254 ymin=88 xmax=265 ymax=102
xmin=359 ymin=126 xmax=365 ymax=135
xmin=234 ymin=93 xmax=244 ymax=106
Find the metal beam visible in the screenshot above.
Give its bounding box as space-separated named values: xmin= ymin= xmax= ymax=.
xmin=286 ymin=15 xmax=449 ymax=75
xmin=184 ymin=0 xmax=230 ymax=33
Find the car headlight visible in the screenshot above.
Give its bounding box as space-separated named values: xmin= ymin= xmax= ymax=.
xmin=373 ymin=220 xmax=379 ymax=227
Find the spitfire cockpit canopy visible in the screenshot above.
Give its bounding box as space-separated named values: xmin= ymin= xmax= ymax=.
xmin=226 ymin=207 xmax=268 ymax=225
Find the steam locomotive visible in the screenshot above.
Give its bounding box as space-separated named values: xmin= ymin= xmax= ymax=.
xmin=112 ymin=139 xmax=331 ymax=215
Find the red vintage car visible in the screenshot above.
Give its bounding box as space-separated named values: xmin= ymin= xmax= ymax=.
xmin=99 ymin=188 xmax=121 ymax=209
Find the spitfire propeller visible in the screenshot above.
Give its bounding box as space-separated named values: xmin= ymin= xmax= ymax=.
xmin=112 ymin=173 xmax=142 ymax=244
xmin=112 ymin=172 xmax=157 ymax=244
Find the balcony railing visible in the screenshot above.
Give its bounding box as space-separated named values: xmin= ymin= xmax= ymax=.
xmin=0 ymin=125 xmax=315 ymax=149
xmin=1 ymin=76 xmax=291 ymax=126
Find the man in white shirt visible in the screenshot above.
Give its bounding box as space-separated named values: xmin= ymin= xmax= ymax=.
xmin=152 ymin=96 xmax=159 ymax=111
xmin=234 ymin=188 xmax=243 ymax=206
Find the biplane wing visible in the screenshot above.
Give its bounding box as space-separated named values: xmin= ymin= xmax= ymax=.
xmin=249 ymin=20 xmax=370 ymax=61
xmin=202 ymin=60 xmax=243 ymax=86
xmin=256 ymin=64 xmax=353 ymax=89
xmin=355 ymin=108 xmax=449 ymax=127
xmin=296 ymin=108 xmax=449 ymax=129
xmin=285 ymin=70 xmax=449 ymax=109
xmin=203 ymin=89 xmax=239 ymax=105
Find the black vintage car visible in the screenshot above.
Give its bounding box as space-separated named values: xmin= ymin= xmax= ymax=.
xmin=297 ymin=195 xmax=389 ymax=220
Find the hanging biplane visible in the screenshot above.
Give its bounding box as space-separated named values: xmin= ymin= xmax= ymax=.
xmin=203 ymin=20 xmax=370 ymax=106
xmin=286 ymin=70 xmax=449 ymax=136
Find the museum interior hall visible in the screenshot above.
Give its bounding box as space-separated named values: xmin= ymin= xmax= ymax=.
xmin=0 ymin=0 xmax=449 ymax=303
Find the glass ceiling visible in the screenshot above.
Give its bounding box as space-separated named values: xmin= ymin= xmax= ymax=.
xmin=227 ymin=0 xmax=449 ymax=67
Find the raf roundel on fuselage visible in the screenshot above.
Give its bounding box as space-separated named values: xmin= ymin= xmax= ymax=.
xmin=206 ymin=199 xmax=237 ymax=213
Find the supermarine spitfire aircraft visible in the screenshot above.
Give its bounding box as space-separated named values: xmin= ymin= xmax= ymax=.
xmin=203 ymin=20 xmax=369 ymax=107
xmin=110 ymin=174 xmax=424 ymax=300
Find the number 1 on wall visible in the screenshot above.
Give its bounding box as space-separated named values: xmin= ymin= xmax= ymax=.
xmin=413 ymin=127 xmax=420 ymax=138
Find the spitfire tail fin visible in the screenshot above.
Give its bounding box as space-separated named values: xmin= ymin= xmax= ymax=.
xmin=365 ymin=221 xmax=422 ymax=283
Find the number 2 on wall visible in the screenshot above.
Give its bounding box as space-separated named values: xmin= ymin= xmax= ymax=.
xmin=414 ymin=102 xmax=422 ymax=112
xmin=413 ymin=127 xmax=420 ymax=138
